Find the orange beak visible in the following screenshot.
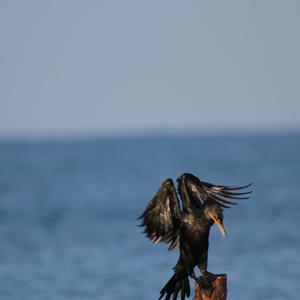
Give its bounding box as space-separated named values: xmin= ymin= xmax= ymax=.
xmin=210 ymin=214 xmax=227 ymax=238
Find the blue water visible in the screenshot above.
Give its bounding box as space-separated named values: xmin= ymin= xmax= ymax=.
xmin=0 ymin=134 xmax=299 ymax=300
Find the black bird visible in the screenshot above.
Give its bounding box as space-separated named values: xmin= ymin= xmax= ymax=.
xmin=138 ymin=173 xmax=251 ymax=300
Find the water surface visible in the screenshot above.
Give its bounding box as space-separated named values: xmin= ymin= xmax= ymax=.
xmin=0 ymin=134 xmax=299 ymax=299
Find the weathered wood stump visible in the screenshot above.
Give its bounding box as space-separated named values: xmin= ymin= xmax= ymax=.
xmin=193 ymin=274 xmax=227 ymax=300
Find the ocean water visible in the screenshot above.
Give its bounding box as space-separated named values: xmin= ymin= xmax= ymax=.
xmin=0 ymin=134 xmax=299 ymax=300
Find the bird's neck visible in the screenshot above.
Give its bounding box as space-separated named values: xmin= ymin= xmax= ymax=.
xmin=198 ymin=210 xmax=214 ymax=228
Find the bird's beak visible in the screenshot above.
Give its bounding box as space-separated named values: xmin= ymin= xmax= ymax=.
xmin=210 ymin=214 xmax=227 ymax=238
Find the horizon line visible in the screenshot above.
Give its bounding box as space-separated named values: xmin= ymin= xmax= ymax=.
xmin=0 ymin=126 xmax=299 ymax=143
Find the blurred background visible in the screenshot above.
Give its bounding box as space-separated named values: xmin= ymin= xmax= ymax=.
xmin=0 ymin=1 xmax=300 ymax=299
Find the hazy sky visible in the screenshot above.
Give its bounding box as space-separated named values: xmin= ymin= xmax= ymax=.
xmin=0 ymin=1 xmax=299 ymax=137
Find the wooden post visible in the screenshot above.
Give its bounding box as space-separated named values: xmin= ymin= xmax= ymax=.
xmin=193 ymin=274 xmax=227 ymax=300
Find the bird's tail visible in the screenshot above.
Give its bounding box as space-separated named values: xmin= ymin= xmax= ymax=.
xmin=159 ymin=269 xmax=190 ymax=300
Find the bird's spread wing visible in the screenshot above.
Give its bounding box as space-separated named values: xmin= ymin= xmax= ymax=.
xmin=138 ymin=179 xmax=182 ymax=250
xmin=185 ymin=175 xmax=252 ymax=209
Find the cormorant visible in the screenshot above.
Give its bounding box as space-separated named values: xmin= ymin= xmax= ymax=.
xmin=138 ymin=173 xmax=251 ymax=300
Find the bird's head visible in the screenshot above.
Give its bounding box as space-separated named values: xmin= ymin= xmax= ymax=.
xmin=203 ymin=201 xmax=227 ymax=238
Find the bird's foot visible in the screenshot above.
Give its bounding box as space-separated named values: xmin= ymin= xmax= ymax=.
xmin=196 ymin=271 xmax=226 ymax=296
xmin=202 ymin=271 xmax=215 ymax=280
xmin=203 ymin=271 xmax=226 ymax=281
xmin=196 ymin=276 xmax=213 ymax=296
